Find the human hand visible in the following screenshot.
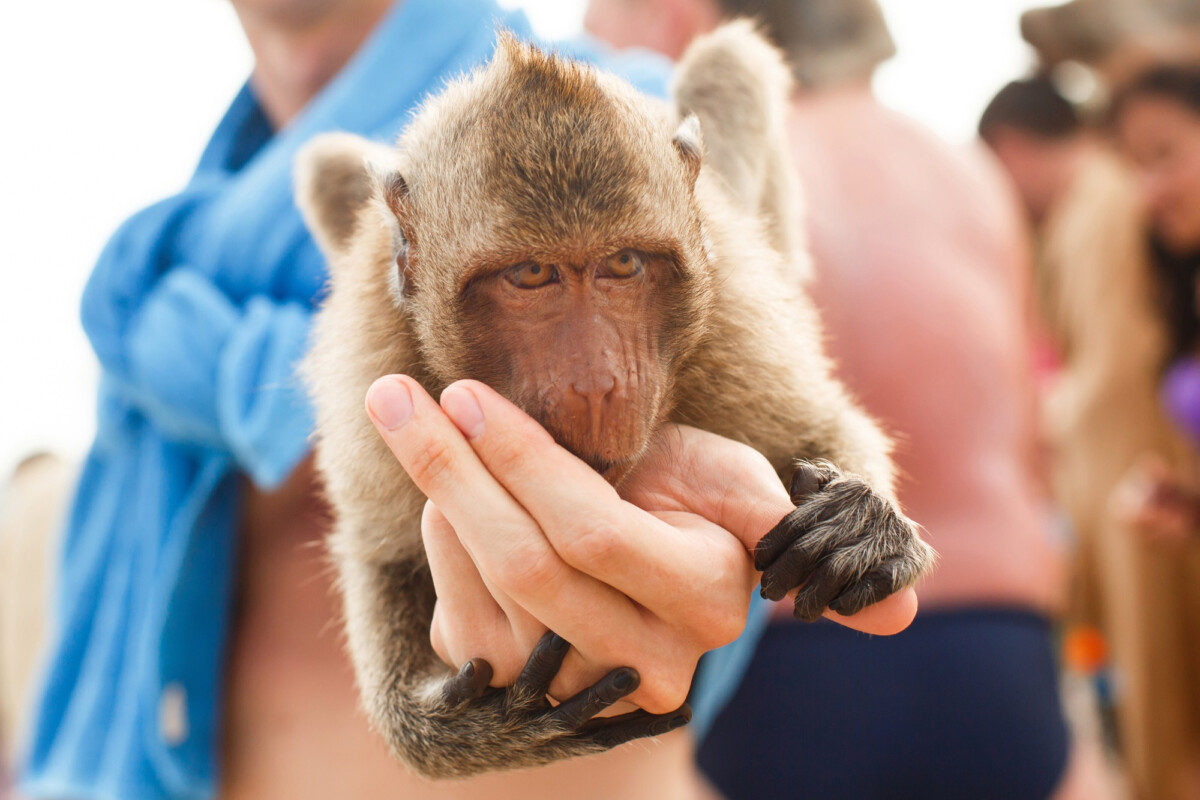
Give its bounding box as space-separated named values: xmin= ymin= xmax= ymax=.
xmin=1111 ymin=455 xmax=1200 ymax=546
xmin=367 ymin=376 xmax=918 ymax=716
xmin=368 ymin=375 xmax=751 ymax=716
xmin=618 ymin=425 xmax=919 ymax=635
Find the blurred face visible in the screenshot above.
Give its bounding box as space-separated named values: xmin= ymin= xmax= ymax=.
xmin=987 ymin=129 xmax=1080 ymax=226
xmin=1118 ymin=95 xmax=1200 ymax=253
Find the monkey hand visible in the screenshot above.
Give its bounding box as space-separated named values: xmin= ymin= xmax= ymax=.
xmin=397 ymin=630 xmax=691 ymax=779
xmin=754 ymin=460 xmax=936 ymax=623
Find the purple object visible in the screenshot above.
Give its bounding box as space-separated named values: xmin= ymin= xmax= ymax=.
xmin=1163 ymin=357 xmax=1200 ymax=444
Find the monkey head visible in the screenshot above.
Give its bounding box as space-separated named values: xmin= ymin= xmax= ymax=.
xmin=299 ymin=36 xmax=716 ymax=480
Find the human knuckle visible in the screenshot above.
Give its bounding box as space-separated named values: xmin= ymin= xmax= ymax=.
xmin=406 ymin=436 xmax=458 ymax=490
xmin=560 ymin=518 xmax=625 ymax=570
xmin=495 ymin=543 xmax=561 ymax=593
xmin=487 ymin=434 xmax=533 ymax=479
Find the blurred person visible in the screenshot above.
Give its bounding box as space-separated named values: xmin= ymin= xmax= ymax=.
xmin=978 ymin=78 xmax=1099 ymax=384
xmin=979 ymin=77 xmax=1093 ymax=231
xmin=16 ymin=1 xmax=917 ymax=799
xmin=585 ymin=0 xmax=1081 ymax=797
xmin=0 ymin=455 xmax=71 ymax=785
xmin=1103 ymin=61 xmax=1200 ymax=796
xmin=1021 ymin=6 xmax=1200 ymax=796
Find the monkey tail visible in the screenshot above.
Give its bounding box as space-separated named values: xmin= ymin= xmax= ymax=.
xmin=673 ymin=20 xmax=807 ymax=271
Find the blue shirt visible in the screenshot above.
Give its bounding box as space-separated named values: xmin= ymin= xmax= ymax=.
xmin=20 ymin=3 xmax=763 ymax=797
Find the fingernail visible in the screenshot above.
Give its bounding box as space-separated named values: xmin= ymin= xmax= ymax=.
xmin=549 ymin=634 xmax=570 ymax=653
xmin=441 ymin=384 xmax=485 ymax=440
xmin=460 ymin=661 xmax=475 ymax=678
xmin=367 ymin=377 xmax=413 ymax=430
xmin=612 ymin=669 xmax=635 ymax=691
xmin=669 ymin=714 xmax=690 ymax=730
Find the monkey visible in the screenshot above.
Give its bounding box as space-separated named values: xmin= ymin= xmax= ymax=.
xmin=295 ymin=21 xmax=935 ymax=780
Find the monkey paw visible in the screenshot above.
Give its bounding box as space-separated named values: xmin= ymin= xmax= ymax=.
xmin=398 ymin=631 xmax=691 ymax=778
xmin=754 ymin=460 xmax=935 ymax=623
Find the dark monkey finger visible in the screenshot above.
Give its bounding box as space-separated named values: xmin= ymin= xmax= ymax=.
xmin=754 ymin=507 xmax=812 ymax=571
xmin=828 ymin=557 xmax=913 ymax=616
xmin=441 ymin=658 xmax=494 ymax=705
xmin=578 ymin=705 xmax=693 ymax=748
xmin=758 ymin=534 xmax=823 ymax=601
xmin=788 ymin=461 xmax=836 ymax=505
xmin=514 ymin=630 xmax=571 ymax=698
xmin=551 ymin=667 xmax=641 ymax=728
xmin=792 ymin=564 xmax=853 ymax=623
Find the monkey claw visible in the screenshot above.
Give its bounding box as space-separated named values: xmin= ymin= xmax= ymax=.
xmin=754 ymin=461 xmax=934 ymax=623
xmin=433 ymin=630 xmax=691 ymax=763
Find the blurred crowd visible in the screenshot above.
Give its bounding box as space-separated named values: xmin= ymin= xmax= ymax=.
xmin=4 ymin=0 xmax=1200 ymax=798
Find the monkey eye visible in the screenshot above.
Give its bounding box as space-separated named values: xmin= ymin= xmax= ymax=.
xmin=600 ymin=250 xmax=644 ymax=279
xmin=506 ymin=262 xmax=559 ymax=289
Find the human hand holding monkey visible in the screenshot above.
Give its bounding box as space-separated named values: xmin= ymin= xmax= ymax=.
xmin=371 ymin=379 xmax=920 ymax=713
xmin=298 ymin=23 xmax=934 ymax=778
xmin=369 ymin=376 xmax=752 ymax=718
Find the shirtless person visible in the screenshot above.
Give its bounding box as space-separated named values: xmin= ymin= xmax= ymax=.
xmin=587 ymin=1 xmax=1075 ymax=797
xmin=16 ymin=2 xmax=914 ymax=799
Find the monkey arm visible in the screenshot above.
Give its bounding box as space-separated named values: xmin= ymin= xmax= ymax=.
xmin=81 ymin=212 xmax=313 ymax=489
xmin=673 ymin=252 xmax=935 ymax=621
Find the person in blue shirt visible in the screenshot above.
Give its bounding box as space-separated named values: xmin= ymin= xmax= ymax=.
xmin=19 ymin=1 xmax=916 ymax=798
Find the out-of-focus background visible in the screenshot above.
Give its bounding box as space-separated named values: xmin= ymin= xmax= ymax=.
xmin=0 ymin=0 xmax=1045 ymax=476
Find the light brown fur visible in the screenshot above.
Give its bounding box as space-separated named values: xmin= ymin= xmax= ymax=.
xmin=297 ymin=25 xmax=933 ymax=779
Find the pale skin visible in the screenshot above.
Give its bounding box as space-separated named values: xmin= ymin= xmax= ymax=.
xmin=221 ymin=1 xmax=915 ymax=797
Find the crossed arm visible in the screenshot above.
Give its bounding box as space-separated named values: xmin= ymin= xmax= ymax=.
xmin=366 ymin=376 xmax=919 ymax=713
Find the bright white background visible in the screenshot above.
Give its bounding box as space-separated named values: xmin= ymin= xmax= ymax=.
xmin=0 ymin=0 xmax=1047 ymax=475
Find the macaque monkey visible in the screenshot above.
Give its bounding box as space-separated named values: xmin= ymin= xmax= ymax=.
xmin=296 ymin=22 xmax=935 ymax=779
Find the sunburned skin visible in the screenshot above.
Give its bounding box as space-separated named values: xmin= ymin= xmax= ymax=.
xmin=786 ymin=86 xmax=1065 ymax=612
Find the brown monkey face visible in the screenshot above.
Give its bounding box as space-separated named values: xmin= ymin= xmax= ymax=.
xmin=453 ymin=248 xmax=683 ymax=479
xmin=378 ymin=34 xmax=716 ymax=480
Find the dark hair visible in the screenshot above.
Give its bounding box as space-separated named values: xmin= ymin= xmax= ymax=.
xmin=1109 ymin=62 xmax=1200 ymax=125
xmin=1150 ymin=237 xmax=1200 ymax=365
xmin=978 ymin=77 xmax=1082 ymax=142
xmin=1109 ymin=63 xmax=1200 ymax=364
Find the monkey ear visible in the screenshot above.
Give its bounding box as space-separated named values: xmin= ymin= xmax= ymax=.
xmin=673 ymin=114 xmax=703 ymax=188
xmin=365 ymin=159 xmax=411 ymax=222
xmin=295 ymin=132 xmax=400 ymax=259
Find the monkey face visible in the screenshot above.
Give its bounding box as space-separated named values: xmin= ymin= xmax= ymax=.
xmin=445 ymin=249 xmax=688 ymax=479
xmin=297 ymin=35 xmax=718 ymax=484
xmin=372 ymin=36 xmax=715 ymax=481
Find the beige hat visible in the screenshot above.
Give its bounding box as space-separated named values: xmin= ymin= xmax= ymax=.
xmin=721 ymin=0 xmax=896 ymax=87
xmin=1021 ymin=0 xmax=1200 ymax=68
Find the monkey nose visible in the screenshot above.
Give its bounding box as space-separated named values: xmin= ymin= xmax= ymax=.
xmin=567 ymin=374 xmax=617 ymax=432
xmin=568 ymin=374 xmax=617 ymax=405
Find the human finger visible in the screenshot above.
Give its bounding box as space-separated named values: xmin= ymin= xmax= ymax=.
xmin=440 ymin=380 xmax=746 ymax=624
xmin=422 ymin=500 xmax=526 ymax=679
xmin=368 ymin=376 xmax=644 ymax=640
xmin=823 ymin=587 xmax=918 ymax=635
